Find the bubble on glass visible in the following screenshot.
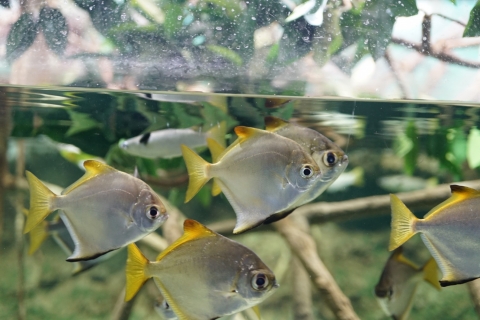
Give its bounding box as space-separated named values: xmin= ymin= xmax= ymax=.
xmin=216 ymin=26 xmax=223 ymax=31
xmin=192 ymin=35 xmax=206 ymax=46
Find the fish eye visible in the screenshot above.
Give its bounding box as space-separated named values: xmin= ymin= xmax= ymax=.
xmin=146 ymin=206 xmax=160 ymax=220
xmin=323 ymin=152 xmax=337 ymax=167
xmin=300 ymin=165 xmax=314 ymax=179
xmin=251 ymin=273 xmax=269 ymax=291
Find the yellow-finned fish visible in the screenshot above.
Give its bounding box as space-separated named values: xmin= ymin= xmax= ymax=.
xmin=125 ymin=219 xmax=278 ymax=320
xmin=182 ymin=126 xmax=322 ymax=234
xmin=26 ymin=210 xmax=118 ymax=275
xmin=375 ymin=247 xmax=440 ymax=320
xmin=24 ymin=160 xmax=168 ymax=261
xmin=390 ymin=185 xmax=480 ymax=286
xmin=264 ymin=116 xmax=348 ymax=201
xmin=119 ymin=122 xmax=226 ymax=159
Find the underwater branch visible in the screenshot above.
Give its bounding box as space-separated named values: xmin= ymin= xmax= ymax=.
xmin=274 ymin=217 xmax=360 ymax=320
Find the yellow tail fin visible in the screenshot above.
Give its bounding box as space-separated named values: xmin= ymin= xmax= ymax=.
xmin=125 ymin=244 xmax=150 ymax=301
xmin=181 ymin=145 xmax=211 ymax=203
xmin=24 ymin=171 xmax=56 ymax=234
xmin=206 ymin=138 xmax=225 ymax=197
xmin=423 ymin=258 xmax=441 ymax=290
xmin=389 ymin=194 xmax=418 ymax=251
xmin=28 ymin=221 xmax=49 ymax=255
xmin=206 ymin=121 xmax=226 ymax=148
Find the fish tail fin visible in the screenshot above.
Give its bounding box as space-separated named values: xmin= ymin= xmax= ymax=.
xmin=423 ymin=258 xmax=441 ymax=290
xmin=24 ymin=171 xmax=56 ymax=234
xmin=389 ymin=194 xmax=418 ymax=251
xmin=125 ymin=244 xmax=151 ymax=301
xmin=206 ymin=138 xmax=225 ymax=197
xmin=28 ymin=221 xmax=49 ymax=255
xmin=206 ymin=121 xmax=227 ymax=148
xmin=181 ymin=145 xmax=211 ymax=203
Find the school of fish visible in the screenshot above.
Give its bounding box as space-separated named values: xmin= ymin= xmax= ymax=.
xmin=27 ymin=110 xmax=480 ymax=319
xmin=24 ymin=116 xmax=349 ymax=319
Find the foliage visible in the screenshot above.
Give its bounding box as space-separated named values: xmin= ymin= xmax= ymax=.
xmin=464 ymin=1 xmax=480 ymax=37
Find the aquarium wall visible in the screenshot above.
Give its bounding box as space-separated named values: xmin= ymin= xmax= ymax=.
xmin=0 ymin=0 xmax=479 ymax=99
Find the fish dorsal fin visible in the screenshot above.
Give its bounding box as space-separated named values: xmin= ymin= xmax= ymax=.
xmin=450 ymin=185 xmax=479 ymax=197
xmin=393 ymin=247 xmax=420 ymax=270
xmin=234 ymin=126 xmax=266 ymax=141
xmin=207 ymin=138 xmax=226 ymax=163
xmin=424 ymin=184 xmax=480 ymax=219
xmin=156 ymin=219 xmax=216 ymax=262
xmin=63 ymin=160 xmax=116 ymax=195
xmin=264 ymin=116 xmax=289 ymax=132
xmin=139 ymin=132 xmax=151 ymax=145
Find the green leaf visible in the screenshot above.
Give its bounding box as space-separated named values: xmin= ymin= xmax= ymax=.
xmin=467 ymin=127 xmax=480 ymax=169
xmin=6 ymin=13 xmax=38 ymax=63
xmin=206 ymin=45 xmax=244 ymax=66
xmin=340 ymin=0 xmax=418 ymax=60
xmin=39 ymin=7 xmax=68 ymax=56
xmin=463 ymin=1 xmax=480 ymax=37
xmin=163 ymin=3 xmax=183 ymax=38
xmin=66 ymin=110 xmax=101 ymax=136
xmin=450 ymin=0 xmax=457 ymax=5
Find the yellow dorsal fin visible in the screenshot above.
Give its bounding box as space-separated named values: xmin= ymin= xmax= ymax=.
xmin=264 ymin=116 xmax=289 ymax=132
xmin=206 ymin=121 xmax=227 ymax=148
xmin=393 ymin=247 xmax=420 ymax=270
xmin=207 ymin=138 xmax=226 ymax=163
xmin=234 ymin=126 xmax=266 ymax=141
xmin=63 ymin=160 xmax=116 ymax=195
xmin=156 ymin=219 xmax=216 ymax=262
xmin=424 ymin=185 xmax=480 ymax=219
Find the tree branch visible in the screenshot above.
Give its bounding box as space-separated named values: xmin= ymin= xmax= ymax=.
xmin=391 ymin=37 xmax=480 ymax=68
xmin=274 ymin=217 xmax=360 ymax=320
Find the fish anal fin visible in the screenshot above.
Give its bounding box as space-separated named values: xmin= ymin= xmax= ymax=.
xmin=233 ymin=215 xmax=265 ymax=234
xmin=67 ymin=248 xmax=115 ymax=262
xmin=389 ymin=194 xmax=418 ymax=251
xmin=423 ymin=258 xmax=441 ymax=290
xmin=125 ymin=244 xmax=151 ymax=301
xmin=63 ymin=160 xmax=116 ymax=195
xmin=211 ymin=178 xmax=222 ymax=196
xmin=154 ymin=277 xmax=191 ymax=320
xmin=156 ymin=219 xmax=216 ymax=262
xmin=139 ymin=132 xmax=151 ymax=145
xmin=263 ymin=208 xmax=295 ymax=225
xmin=234 ymin=126 xmax=265 ymax=141
xmin=24 ymin=171 xmax=56 ymax=234
xmin=440 ymin=277 xmax=480 ymax=287
xmin=264 ymin=116 xmax=289 ymax=132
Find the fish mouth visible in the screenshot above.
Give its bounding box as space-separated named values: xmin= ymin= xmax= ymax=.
xmin=119 ymin=139 xmax=128 ymax=149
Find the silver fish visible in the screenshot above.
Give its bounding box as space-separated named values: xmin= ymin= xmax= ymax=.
xmin=390 ymin=185 xmax=480 ymax=286
xmin=375 ymin=247 xmax=440 ymax=320
xmin=24 ymin=160 xmax=168 ymax=261
xmin=26 ymin=211 xmax=116 ymax=274
xmin=125 ymin=219 xmax=278 ymax=320
xmin=182 ymin=126 xmax=322 ymax=233
xmin=119 ymin=123 xmax=225 ymax=159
